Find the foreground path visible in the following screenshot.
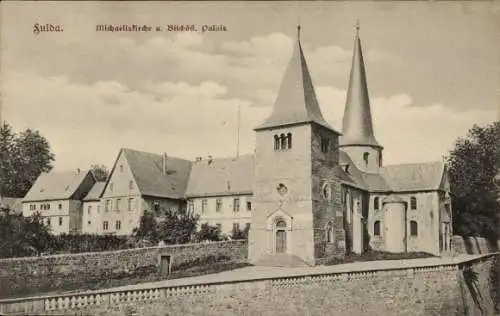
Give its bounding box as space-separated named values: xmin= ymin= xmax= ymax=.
xmin=105 ymin=254 xmax=482 ymax=292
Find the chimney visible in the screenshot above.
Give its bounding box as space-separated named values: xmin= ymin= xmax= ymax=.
xmin=195 ymin=157 xmax=202 ymax=162
xmin=162 ymin=153 xmax=168 ymax=175
xmin=208 ymin=155 xmax=213 ymax=165
xmin=74 ymin=168 xmax=81 ymax=176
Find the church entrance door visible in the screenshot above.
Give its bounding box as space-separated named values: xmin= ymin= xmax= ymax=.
xmin=275 ymin=219 xmax=287 ymax=253
xmin=276 ymin=230 xmax=286 ymax=253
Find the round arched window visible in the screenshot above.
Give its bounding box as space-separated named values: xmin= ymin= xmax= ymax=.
xmin=275 ymin=219 xmax=286 ymax=229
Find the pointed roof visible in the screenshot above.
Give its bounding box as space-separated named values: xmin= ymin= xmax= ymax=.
xmin=255 ymin=26 xmax=337 ymax=133
xmin=340 ymin=23 xmax=382 ymax=148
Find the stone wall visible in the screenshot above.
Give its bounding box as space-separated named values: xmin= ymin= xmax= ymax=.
xmin=0 ymin=240 xmax=247 ymax=299
xmin=452 ymin=235 xmax=500 ymax=255
xmin=1 ymin=254 xmax=497 ymax=316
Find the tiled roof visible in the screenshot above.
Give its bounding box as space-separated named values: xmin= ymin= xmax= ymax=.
xmin=83 ymin=182 xmax=106 ymax=201
xmin=339 ymin=151 xmax=444 ymax=193
xmin=23 ymin=170 xmax=92 ymax=202
xmin=255 ymin=28 xmax=337 ymax=133
xmin=380 ymin=162 xmax=445 ymax=192
xmin=185 ymin=155 xmax=254 ymax=197
xmin=122 ymin=149 xmax=192 ymax=199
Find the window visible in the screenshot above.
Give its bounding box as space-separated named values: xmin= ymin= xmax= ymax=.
xmin=245 ymin=223 xmax=251 ymax=231
xmin=246 ymin=201 xmax=252 ymax=211
xmin=326 ymin=222 xmax=334 ymax=243
xmin=280 ymin=134 xmax=287 ymax=150
xmin=201 ymin=199 xmax=208 ymax=213
xmin=321 ymin=137 xmax=330 ymax=153
xmin=47 ymin=218 xmax=51 ymax=226
xmin=374 ymin=197 xmax=380 ymax=210
xmin=59 ymin=217 xmax=63 ymax=226
xmin=363 ymin=152 xmax=369 ymax=166
xmin=286 ymin=133 xmax=292 ymax=149
xmin=216 ymin=199 xmax=222 ymax=212
xmin=128 ymin=198 xmax=134 ymax=211
xmin=233 ymin=198 xmax=240 ymax=213
xmin=105 ymin=200 xmax=110 ymax=212
xmin=129 ymin=180 xmax=133 ymax=190
xmin=374 ymin=221 xmax=381 ymax=236
xmin=58 ymin=204 xmax=62 ymax=210
xmin=188 ymin=200 xmax=194 ymax=212
xmin=119 ymin=165 xmax=123 ymax=172
xmin=88 ymin=221 xmax=91 ymax=225
xmin=88 ymin=205 xmax=92 ymax=215
xmin=410 ymin=197 xmax=417 ymax=210
xmin=110 ymin=182 xmax=114 ymax=191
xmin=103 ymin=221 xmax=109 ymax=231
xmin=97 ymin=205 xmax=100 ymax=213
xmin=275 ymin=219 xmax=286 ymax=229
xmin=410 ymin=221 xmax=418 ymax=236
xmin=274 ymin=135 xmax=280 ymax=150
xmin=233 ymin=222 xmax=240 ymax=232
xmin=116 ymin=198 xmax=121 ymax=211
xmin=115 ymin=220 xmax=121 ymax=230
xmin=47 ymin=204 xmax=50 ymax=210
xmin=153 ymin=202 xmax=160 ymax=213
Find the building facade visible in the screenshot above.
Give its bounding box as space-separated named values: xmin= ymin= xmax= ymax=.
xmin=22 ymin=169 xmax=96 ymax=235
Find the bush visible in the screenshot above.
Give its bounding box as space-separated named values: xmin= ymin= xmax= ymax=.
xmin=195 ymin=223 xmax=223 ymax=242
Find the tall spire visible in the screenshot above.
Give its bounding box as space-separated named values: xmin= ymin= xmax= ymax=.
xmin=255 ymin=25 xmax=336 ymax=132
xmin=340 ymin=22 xmax=382 ymax=148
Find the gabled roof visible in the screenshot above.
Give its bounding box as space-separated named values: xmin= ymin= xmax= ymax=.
xmin=83 ymin=182 xmax=106 ymax=201
xmin=340 ymin=26 xmax=382 ymax=148
xmin=339 ymin=151 xmax=445 ymax=193
xmin=380 ymin=162 xmax=446 ymax=192
xmin=23 ymin=170 xmax=93 ymax=202
xmin=255 ymin=26 xmax=338 ymax=133
xmin=107 ymin=149 xmax=192 ymax=200
xmin=185 ymin=155 xmax=254 ymax=197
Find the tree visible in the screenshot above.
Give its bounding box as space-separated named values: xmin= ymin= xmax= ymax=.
xmin=133 ymin=211 xmax=159 ymax=244
xmin=231 ymin=224 xmax=249 ymax=240
xmin=90 ymin=164 xmax=109 ymax=181
xmin=196 ymin=223 xmax=223 ymax=242
xmin=157 ymin=207 xmax=199 ymax=244
xmin=0 ymin=122 xmax=55 ymax=198
xmin=447 ymin=122 xmax=500 ymax=239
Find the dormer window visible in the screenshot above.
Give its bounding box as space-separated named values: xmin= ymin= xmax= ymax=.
xmin=363 ymin=152 xmax=369 ymax=166
xmin=274 ymin=132 xmax=292 ymax=151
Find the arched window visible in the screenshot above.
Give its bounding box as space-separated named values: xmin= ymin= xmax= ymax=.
xmin=286 ymin=133 xmax=292 ymax=149
xmin=326 ymin=222 xmax=334 ymax=243
xmin=374 ymin=197 xmax=380 ymax=210
xmin=275 ymin=219 xmax=286 ymax=229
xmin=374 ymin=221 xmax=381 ymax=236
xmin=274 ymin=135 xmax=280 ymax=150
xmin=410 ymin=221 xmax=418 ymax=236
xmin=280 ymin=134 xmax=287 ymax=150
xmin=410 ymin=197 xmax=417 ymax=210
xmin=363 ymin=152 xmax=369 ymax=166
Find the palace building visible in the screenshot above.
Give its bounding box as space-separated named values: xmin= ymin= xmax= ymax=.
xmin=22 ymin=25 xmax=452 ymax=265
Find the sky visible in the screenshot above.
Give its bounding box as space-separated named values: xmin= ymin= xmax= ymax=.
xmin=1 ymin=1 xmax=499 ymax=171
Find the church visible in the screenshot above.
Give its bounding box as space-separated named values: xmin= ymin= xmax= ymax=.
xmin=247 ymin=25 xmax=453 ymax=266
xmin=22 ymin=25 xmax=453 ymax=266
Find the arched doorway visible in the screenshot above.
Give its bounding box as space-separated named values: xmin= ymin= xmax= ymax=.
xmin=275 ymin=219 xmax=287 ymax=253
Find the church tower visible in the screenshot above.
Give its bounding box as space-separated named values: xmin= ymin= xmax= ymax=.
xmin=249 ymin=26 xmax=345 ymax=266
xmin=340 ymin=24 xmax=383 ymax=173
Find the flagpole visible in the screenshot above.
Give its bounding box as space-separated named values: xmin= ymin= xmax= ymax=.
xmin=236 ymin=104 xmax=241 ymax=158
